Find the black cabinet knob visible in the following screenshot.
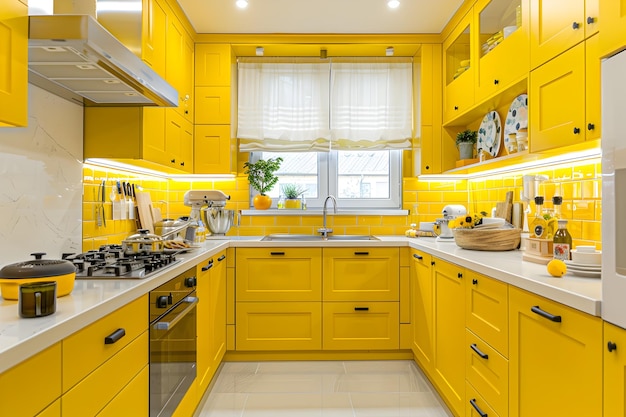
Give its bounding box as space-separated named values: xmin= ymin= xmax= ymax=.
xmin=454 ymin=106 xmax=459 ymax=110
xmin=185 ymin=276 xmax=197 ymax=287
xmin=157 ymin=295 xmax=169 ymax=308
xmin=494 ymin=79 xmax=499 ymax=85
xmin=587 ymin=123 xmax=595 ymax=131
xmin=457 ymin=272 xmax=463 ymax=279
xmin=425 ymin=165 xmax=430 ymax=170
xmin=572 ymin=21 xmax=580 ymax=29
xmin=431 ymin=261 xmax=435 ymax=266
xmin=171 ymin=158 xmax=176 ymax=163
xmin=472 ymin=279 xmax=478 ymax=285
xmin=608 ymin=341 xmax=618 ymax=352
xmin=573 ymin=127 xmax=581 ymax=134
xmin=180 ymin=161 xmax=185 ymax=166
xmin=587 ymin=16 xmax=595 ymax=24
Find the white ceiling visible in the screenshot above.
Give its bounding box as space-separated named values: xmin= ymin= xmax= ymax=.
xmin=176 ymin=0 xmax=465 ymax=34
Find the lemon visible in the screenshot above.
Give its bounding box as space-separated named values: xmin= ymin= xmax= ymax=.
xmin=547 ymin=259 xmax=567 ymax=277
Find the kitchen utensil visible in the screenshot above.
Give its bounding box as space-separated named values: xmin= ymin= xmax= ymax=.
xmin=121 ymin=229 xmax=164 ymax=255
xmin=0 ymin=253 xmax=76 ymax=300
xmin=119 ymin=181 xmax=127 ymax=220
xmin=96 ymin=182 xmax=102 ymax=227
xmin=111 ymin=182 xmax=121 ymax=220
xmin=570 ymin=249 xmax=602 ymax=265
xmin=127 ymin=182 xmax=135 ymax=220
xmin=453 ymin=227 xmax=521 ymax=251
xmin=19 ymin=281 xmax=56 ymax=318
xmin=202 ymin=207 xmax=240 ymax=235
xmin=135 ymin=191 xmax=155 ymax=233
xmin=433 ymin=218 xmax=454 ymax=240
xmin=154 ymin=218 xmax=190 ymax=240
xmin=101 ymin=180 xmax=106 ymax=227
xmin=495 ymin=191 xmax=513 ymax=223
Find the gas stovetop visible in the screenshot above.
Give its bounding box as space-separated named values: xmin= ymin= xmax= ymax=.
xmin=64 ymin=245 xmax=181 ymax=279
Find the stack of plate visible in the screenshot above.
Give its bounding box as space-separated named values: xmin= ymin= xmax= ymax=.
xmin=565 ymin=261 xmax=601 ymax=278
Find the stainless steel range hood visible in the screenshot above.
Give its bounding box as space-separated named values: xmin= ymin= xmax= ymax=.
xmin=28 ymin=14 xmax=178 ymax=107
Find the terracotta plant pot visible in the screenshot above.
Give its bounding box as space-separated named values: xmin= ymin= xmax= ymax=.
xmin=253 ymin=194 xmax=272 ymax=210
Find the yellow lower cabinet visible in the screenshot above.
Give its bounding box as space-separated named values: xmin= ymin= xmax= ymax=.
xmin=409 ymin=249 xmax=434 ymax=373
xmin=509 ymin=287 xmax=602 ymax=417
xmin=196 ymin=258 xmax=213 ymax=398
xmin=603 ymin=321 xmax=626 ymax=416
xmin=62 ymin=331 xmax=149 ymax=417
xmin=0 ymin=342 xmax=62 ymax=417
xmin=465 ymin=329 xmax=508 ymax=417
xmin=466 ymin=381 xmax=498 ymax=417
xmin=97 ymin=365 xmax=149 ymax=417
xmin=465 ymin=270 xmax=508 ymax=356
xmin=36 ymin=400 xmax=60 ymax=417
xmin=322 ymin=301 xmax=399 ymax=350
xmin=236 ymin=301 xmax=322 ymax=351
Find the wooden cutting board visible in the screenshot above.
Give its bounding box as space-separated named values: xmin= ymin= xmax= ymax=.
xmin=495 ymin=191 xmax=514 ymax=223
xmin=135 ymin=191 xmax=154 ymax=233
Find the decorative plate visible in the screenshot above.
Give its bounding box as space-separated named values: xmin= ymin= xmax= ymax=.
xmin=503 ymin=94 xmax=528 ymax=151
xmin=478 ymin=110 xmax=502 ymax=157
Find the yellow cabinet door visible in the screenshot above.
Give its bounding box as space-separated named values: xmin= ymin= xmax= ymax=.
xmin=322 ymin=247 xmax=399 ymax=302
xmin=509 ymin=287 xmax=602 ymax=417
xmin=432 ymin=258 xmax=466 ymax=417
xmin=465 ymin=329 xmax=508 ymax=417
xmin=62 ymin=331 xmax=149 ymax=417
xmin=236 ymin=301 xmax=322 ymax=351
xmin=195 ymin=86 xmax=231 ymax=124
xmin=585 ymin=34 xmax=601 ymax=141
xmin=143 ymin=107 xmax=168 ymax=164
xmin=210 ymin=253 xmax=227 ymax=371
xmin=529 ymin=0 xmax=585 ymax=69
xmin=196 ymin=258 xmax=212 ymax=397
xmin=604 ymin=321 xmax=626 ymax=417
xmin=194 ymin=124 xmax=233 ymax=174
xmin=443 ymin=11 xmax=475 ymax=123
xmin=466 ymin=381 xmax=499 ymax=417
xmin=97 ymin=365 xmax=149 ymax=417
xmin=141 ymin=0 xmax=167 ymax=78
xmin=236 ymin=248 xmax=322 ymax=302
xmin=475 ymin=0 xmax=530 ymax=101
xmin=165 ymin=109 xmax=194 ymax=173
xmin=322 ymin=301 xmax=399 ymax=350
xmin=529 ymin=42 xmax=585 ymax=153
xmin=586 ymin=0 xmax=600 ymax=37
xmin=0 ymin=343 xmax=61 ymax=417
xmin=465 ymin=270 xmax=508 ymax=356
xmin=599 ymin=0 xmax=626 ymax=56
xmin=409 ymin=249 xmax=434 ymax=373
xmin=195 ymin=44 xmax=233 ymax=86
xmin=0 ymin=0 xmax=28 ymax=127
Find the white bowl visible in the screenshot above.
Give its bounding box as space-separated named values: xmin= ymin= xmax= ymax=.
xmin=571 ymin=249 xmax=602 ymax=265
xmin=575 ymin=245 xmax=597 ymax=253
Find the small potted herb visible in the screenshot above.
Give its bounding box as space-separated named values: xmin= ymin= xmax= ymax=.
xmin=282 ymin=184 xmax=306 ymax=209
xmin=456 ymin=129 xmax=477 ymax=160
xmin=243 ymin=157 xmax=283 ymax=209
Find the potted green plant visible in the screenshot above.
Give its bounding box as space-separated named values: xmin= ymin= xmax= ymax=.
xmin=456 ymin=129 xmax=477 ymax=160
xmin=243 ymin=157 xmax=283 ymax=209
xmin=282 ymin=184 xmax=306 ymax=209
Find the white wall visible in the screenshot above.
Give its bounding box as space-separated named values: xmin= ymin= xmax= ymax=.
xmin=0 ymin=85 xmax=83 ymax=265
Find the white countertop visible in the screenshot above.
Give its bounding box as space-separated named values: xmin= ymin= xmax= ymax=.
xmin=0 ymin=235 xmax=602 ymax=373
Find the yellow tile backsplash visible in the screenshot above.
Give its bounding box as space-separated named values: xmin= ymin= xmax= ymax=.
xmin=83 ymin=159 xmax=602 ymax=249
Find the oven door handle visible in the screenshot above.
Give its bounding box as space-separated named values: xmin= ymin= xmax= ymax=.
xmin=153 ymin=296 xmax=198 ymax=331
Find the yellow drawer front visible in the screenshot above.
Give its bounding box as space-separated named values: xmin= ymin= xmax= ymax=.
xmin=62 ymin=295 xmax=147 ymax=391
xmin=62 ymin=331 xmax=148 ymax=417
xmin=323 ymin=248 xmax=399 ymax=302
xmin=97 ymin=365 xmax=149 ymax=417
xmin=322 ymin=302 xmax=399 ymax=350
xmin=465 ymin=329 xmax=508 ymax=417
xmin=236 ymin=302 xmax=322 ymax=351
xmin=465 ymin=270 xmax=509 ymax=356
xmin=0 ymin=342 xmax=61 ymax=417
xmin=466 ymin=381 xmax=500 ymax=417
xmin=236 ymin=248 xmax=322 ymax=301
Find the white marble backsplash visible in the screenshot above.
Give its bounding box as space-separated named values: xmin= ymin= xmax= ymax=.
xmin=0 ymin=85 xmax=83 ymax=265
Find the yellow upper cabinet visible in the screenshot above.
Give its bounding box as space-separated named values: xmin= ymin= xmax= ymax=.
xmin=0 ymin=0 xmax=28 ymax=127
xmin=475 ymin=0 xmax=529 ymax=101
xmin=443 ymin=10 xmax=475 ymax=123
xmin=529 ymin=0 xmax=598 ymax=69
xmin=194 ymin=124 xmax=235 ymax=174
xmin=141 ymin=0 xmax=167 ymax=78
xmin=166 ymin=14 xmax=194 ymax=123
xmin=195 ymin=44 xmax=233 ymax=87
xmin=529 ymin=39 xmax=599 ymax=152
xmin=599 ymin=0 xmax=626 ymax=57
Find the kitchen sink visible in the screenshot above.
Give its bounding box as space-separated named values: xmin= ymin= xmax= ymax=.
xmin=261 ymin=234 xmax=379 ymax=241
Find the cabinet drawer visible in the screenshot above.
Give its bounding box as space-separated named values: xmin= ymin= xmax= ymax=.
xmin=62 ymin=331 xmax=148 ymax=417
xmin=96 ymin=365 xmax=148 ymax=417
xmin=323 ymin=247 xmax=399 ymax=301
xmin=322 ymin=301 xmax=399 ymax=350
xmin=0 ymin=342 xmax=61 ymax=417
xmin=466 ymin=381 xmax=499 ymax=417
xmin=465 ymin=270 xmax=508 ymax=355
xmin=236 ymin=301 xmax=322 ymax=351
xmin=62 ymin=295 xmax=148 ymax=390
xmin=236 ymin=248 xmax=322 ymax=301
xmin=465 ymin=329 xmax=508 ymax=416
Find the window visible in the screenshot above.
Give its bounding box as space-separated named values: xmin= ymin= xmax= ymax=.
xmin=251 ymin=150 xmax=402 ymax=209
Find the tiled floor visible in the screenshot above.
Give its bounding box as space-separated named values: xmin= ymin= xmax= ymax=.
xmin=196 ymin=360 xmax=454 ymax=417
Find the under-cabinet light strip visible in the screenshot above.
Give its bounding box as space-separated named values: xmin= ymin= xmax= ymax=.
xmin=84 ymin=159 xmax=236 ymax=180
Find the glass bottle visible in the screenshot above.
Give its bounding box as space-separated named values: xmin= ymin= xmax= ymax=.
xmin=552 ymin=196 xmax=563 ymax=219
xmin=530 ymin=196 xmax=547 ymax=238
xmin=301 ymin=193 xmax=306 ymax=210
xmin=553 ymin=219 xmax=572 ymax=261
xmin=277 ymin=195 xmax=285 ymax=209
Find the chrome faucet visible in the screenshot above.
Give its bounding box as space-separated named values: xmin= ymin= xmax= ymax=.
xmin=318 ymin=195 xmax=337 ymax=239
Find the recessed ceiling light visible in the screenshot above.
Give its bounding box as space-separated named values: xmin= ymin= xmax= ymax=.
xmin=388 ymin=0 xmax=400 ymax=8
xmin=236 ymin=0 xmax=248 ymax=9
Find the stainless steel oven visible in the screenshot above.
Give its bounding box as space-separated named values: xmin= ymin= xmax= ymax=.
xmin=149 ymin=267 xmax=198 ymax=417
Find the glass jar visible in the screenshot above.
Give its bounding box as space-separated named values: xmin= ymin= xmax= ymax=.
xmin=553 ymin=219 xmax=572 ymax=260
